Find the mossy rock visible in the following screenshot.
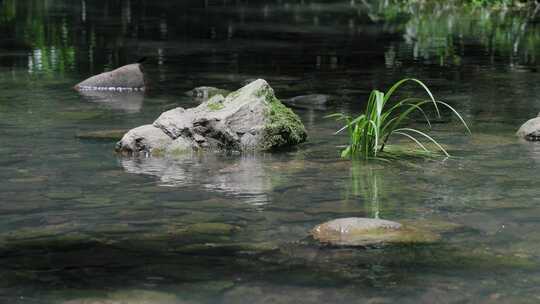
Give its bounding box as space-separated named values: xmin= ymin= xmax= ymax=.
xmin=117 ymin=79 xmax=307 ymax=155
xmin=254 ymin=85 xmax=307 ymax=150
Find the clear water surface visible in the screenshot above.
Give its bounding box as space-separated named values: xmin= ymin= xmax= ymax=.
xmin=2 ymin=0 xmax=540 ymax=303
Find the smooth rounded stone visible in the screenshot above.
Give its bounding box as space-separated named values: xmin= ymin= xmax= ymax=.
xmin=73 ymin=63 xmax=145 ymax=92
xmin=116 ymin=79 xmax=307 ymax=154
xmin=115 ymin=124 xmax=173 ymax=155
xmin=76 ymin=129 xmax=129 ymax=141
xmin=517 ymin=114 xmax=540 ymax=141
xmin=311 ymin=217 xmax=440 ymax=246
xmin=185 ymin=86 xmax=230 ymax=101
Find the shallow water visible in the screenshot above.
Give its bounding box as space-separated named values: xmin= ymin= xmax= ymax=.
xmin=2 ymin=0 xmax=540 ymax=303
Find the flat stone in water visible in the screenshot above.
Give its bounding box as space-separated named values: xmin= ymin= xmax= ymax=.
xmin=311 ymin=217 xmax=440 ymax=246
xmin=76 ymin=129 xmax=129 ymax=141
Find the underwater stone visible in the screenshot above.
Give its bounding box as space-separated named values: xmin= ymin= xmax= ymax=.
xmin=62 ymin=289 xmax=184 ymax=304
xmin=181 ymin=223 xmax=240 ymax=235
xmin=116 ymin=79 xmax=307 ymax=155
xmin=73 ymin=63 xmax=145 ymax=91
xmin=517 ymin=114 xmax=540 ymax=141
xmin=282 ymin=94 xmax=337 ymax=110
xmin=76 ymin=129 xmax=129 ymax=141
xmin=311 ymin=217 xmax=440 ymax=246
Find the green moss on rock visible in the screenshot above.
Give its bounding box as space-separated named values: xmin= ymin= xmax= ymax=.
xmin=207 ymin=102 xmax=225 ymax=111
xmin=260 ymin=91 xmax=307 ymax=150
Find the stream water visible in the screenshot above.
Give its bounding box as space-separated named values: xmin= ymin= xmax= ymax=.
xmin=2 ymin=0 xmax=540 ymax=303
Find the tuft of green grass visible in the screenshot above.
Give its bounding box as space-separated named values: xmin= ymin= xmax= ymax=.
xmin=328 ymin=78 xmax=470 ymax=160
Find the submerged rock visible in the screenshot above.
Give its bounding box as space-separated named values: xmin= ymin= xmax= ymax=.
xmin=185 ymin=86 xmax=230 ymax=102
xmin=62 ymin=289 xmax=187 ymax=304
xmin=282 ymin=94 xmax=336 ymax=110
xmin=517 ymin=113 xmax=540 ymax=141
xmin=311 ymin=217 xmax=440 ymax=246
xmin=76 ymin=129 xmax=129 ymax=141
xmin=74 ymin=63 xmax=145 ymax=91
xmin=116 ymin=79 xmax=307 ymax=155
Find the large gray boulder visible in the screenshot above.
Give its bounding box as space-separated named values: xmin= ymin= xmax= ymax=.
xmin=74 ymin=63 xmax=145 ymax=91
xmin=517 ymin=113 xmax=540 ymax=141
xmin=116 ymin=79 xmax=307 ymax=155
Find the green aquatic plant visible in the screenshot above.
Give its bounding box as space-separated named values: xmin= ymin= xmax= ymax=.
xmin=328 ymin=78 xmax=470 ymax=160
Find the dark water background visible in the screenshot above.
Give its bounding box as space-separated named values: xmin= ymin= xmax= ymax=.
xmin=3 ymin=0 xmax=540 ymax=303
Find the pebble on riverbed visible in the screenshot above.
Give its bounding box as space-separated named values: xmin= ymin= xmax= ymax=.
xmin=311 ymin=217 xmax=440 ymax=246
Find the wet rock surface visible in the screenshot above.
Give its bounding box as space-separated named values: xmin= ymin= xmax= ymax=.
xmin=517 ymin=113 xmax=540 ymax=141
xmin=116 ymin=79 xmax=307 ymax=155
xmin=311 ymin=217 xmax=440 ymax=246
xmin=74 ymin=63 xmax=145 ymax=91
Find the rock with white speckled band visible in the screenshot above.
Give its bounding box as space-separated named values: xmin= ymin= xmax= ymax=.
xmin=74 ymin=63 xmax=145 ymax=92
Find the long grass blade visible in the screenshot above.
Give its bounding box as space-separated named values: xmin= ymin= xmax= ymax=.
xmin=393 ymin=128 xmax=450 ymax=157
xmin=335 ymin=114 xmax=366 ymax=134
xmin=434 ymin=100 xmax=472 ymax=133
xmin=393 ymin=131 xmax=430 ymax=152
xmin=383 ymin=78 xmax=440 ymax=117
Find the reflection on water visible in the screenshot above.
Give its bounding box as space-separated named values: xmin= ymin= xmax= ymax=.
xmin=121 ymin=154 xmax=272 ymax=205
xmin=79 ymin=90 xmax=144 ymax=113
xmin=3 ymin=0 xmax=540 ymax=78
xmin=348 ymin=163 xmax=382 ymax=219
xmin=4 ymin=0 xmax=540 ymax=303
